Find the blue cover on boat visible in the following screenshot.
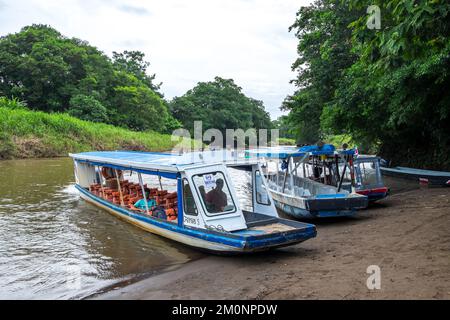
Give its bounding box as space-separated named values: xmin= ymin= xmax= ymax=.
xmin=339 ymin=148 xmax=356 ymax=156
xmin=245 ymin=147 xmax=306 ymax=159
xmin=298 ymin=144 xmax=335 ymax=156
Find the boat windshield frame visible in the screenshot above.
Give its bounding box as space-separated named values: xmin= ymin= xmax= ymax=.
xmin=191 ymin=170 xmax=238 ymax=217
xmin=354 ymin=157 xmax=384 ymax=188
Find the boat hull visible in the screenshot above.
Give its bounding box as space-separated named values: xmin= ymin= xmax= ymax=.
xmin=356 ymin=187 xmax=389 ymax=202
xmin=270 ymin=190 xmax=367 ymax=219
xmin=274 ymin=199 xmax=355 ymax=219
xmin=381 ymin=167 xmax=450 ymax=187
xmin=76 ymin=185 xmax=316 ymax=254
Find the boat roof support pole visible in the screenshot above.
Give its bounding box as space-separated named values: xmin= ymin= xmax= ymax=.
xmin=282 ymin=156 xmax=290 ymax=193
xmin=349 ymin=156 xmax=356 ymax=192
xmin=114 ymin=169 xmax=125 ymax=207
xmin=97 ymin=166 xmax=105 ymax=198
xmin=337 ymin=157 xmax=348 ymax=192
xmin=138 ymin=172 xmax=150 ymax=215
xmin=158 ymin=174 xmax=163 ymax=190
xmin=177 ymin=175 xmax=183 ymax=228
xmin=289 ymin=154 xmax=307 ymax=175
xmin=289 ymin=156 xmax=295 ymax=195
xmin=277 ymin=162 xmax=280 ymax=191
xmin=335 ymin=155 xmax=341 ymax=184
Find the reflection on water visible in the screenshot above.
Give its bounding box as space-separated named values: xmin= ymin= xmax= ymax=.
xmin=0 ymin=158 xmax=201 ymax=299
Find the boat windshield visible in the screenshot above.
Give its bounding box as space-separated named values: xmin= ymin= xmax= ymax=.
xmin=355 ymin=159 xmax=382 ymax=187
xmin=192 ymin=172 xmax=236 ymax=216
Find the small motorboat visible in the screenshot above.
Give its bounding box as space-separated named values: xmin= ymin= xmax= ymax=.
xmin=353 ymin=156 xmax=389 ymax=201
xmin=69 ymin=150 xmax=316 ymax=254
xmin=380 ymin=166 xmax=450 ymax=187
xmin=288 ymin=147 xmax=389 ymax=202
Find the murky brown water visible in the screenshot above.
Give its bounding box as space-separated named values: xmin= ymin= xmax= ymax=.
xmin=0 ymin=158 xmax=202 ymax=299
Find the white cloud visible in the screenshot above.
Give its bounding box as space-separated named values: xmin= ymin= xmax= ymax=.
xmin=0 ymin=0 xmax=313 ymax=119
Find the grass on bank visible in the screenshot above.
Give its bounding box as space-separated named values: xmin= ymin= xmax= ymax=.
xmin=0 ymin=107 xmax=200 ymax=160
xmin=276 ymin=137 xmax=296 ymax=146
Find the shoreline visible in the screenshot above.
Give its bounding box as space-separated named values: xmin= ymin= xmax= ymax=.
xmin=91 ymin=187 xmax=450 ymax=300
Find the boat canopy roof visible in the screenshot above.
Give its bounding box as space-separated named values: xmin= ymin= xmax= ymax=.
xmin=70 ymin=150 xmax=258 ymax=178
xmin=338 ymin=149 xmax=356 ymax=156
xmin=245 ymin=147 xmax=306 ymax=160
xmin=245 ymin=144 xmax=356 ymax=160
xmin=298 ymin=144 xmax=335 ymax=155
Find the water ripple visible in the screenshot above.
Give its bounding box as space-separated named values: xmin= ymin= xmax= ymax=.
xmin=0 ymin=158 xmax=200 ymax=299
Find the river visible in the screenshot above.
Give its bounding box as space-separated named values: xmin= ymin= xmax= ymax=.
xmin=0 ymin=158 xmax=205 ymax=299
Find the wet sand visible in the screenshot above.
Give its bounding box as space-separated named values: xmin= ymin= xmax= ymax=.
xmin=93 ymin=187 xmax=450 ymax=300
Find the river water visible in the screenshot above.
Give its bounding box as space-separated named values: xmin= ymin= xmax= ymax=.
xmin=0 ymin=158 xmax=204 ymax=299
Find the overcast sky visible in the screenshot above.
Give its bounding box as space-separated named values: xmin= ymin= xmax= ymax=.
xmin=0 ymin=0 xmax=312 ymax=119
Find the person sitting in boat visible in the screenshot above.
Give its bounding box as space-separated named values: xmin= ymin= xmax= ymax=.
xmin=198 ymin=185 xmax=207 ymax=201
xmin=205 ymin=178 xmax=227 ymax=212
xmin=130 ymin=191 xmax=156 ymax=211
xmin=312 ymin=166 xmax=323 ymax=181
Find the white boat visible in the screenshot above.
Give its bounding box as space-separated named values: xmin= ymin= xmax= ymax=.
xmin=296 ymin=151 xmax=389 ymax=202
xmin=69 ymin=150 xmax=317 ymax=253
xmin=245 ymin=146 xmax=368 ymax=219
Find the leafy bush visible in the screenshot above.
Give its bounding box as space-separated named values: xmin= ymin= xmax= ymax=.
xmin=0 ymin=132 xmax=16 ymax=159
xmin=0 ymin=96 xmax=27 ymax=109
xmin=68 ymin=94 xmax=108 ymax=123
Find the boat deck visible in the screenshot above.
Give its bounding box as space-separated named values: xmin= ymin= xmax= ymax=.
xmin=242 ymin=211 xmax=304 ymax=234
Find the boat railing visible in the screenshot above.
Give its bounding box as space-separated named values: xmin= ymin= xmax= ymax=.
xmin=268 ymin=171 xmax=346 ymax=197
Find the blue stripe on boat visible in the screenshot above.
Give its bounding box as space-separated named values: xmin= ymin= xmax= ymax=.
xmin=76 ymin=185 xmax=316 ymax=250
xmin=315 ymin=193 xmax=347 ymax=199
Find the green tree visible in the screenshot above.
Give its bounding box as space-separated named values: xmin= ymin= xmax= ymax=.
xmin=272 ymin=115 xmax=296 ymax=140
xmin=169 ymin=77 xmax=272 ymax=143
xmin=0 ymin=25 xmax=172 ymax=133
xmin=68 ymin=94 xmax=108 ymax=123
xmin=322 ymin=0 xmax=450 ymax=167
xmin=284 ymin=0 xmax=360 ymax=144
xmin=0 ymin=25 xmax=113 ymax=112
xmin=287 ymin=0 xmax=450 ymax=168
xmin=112 ymin=50 xmax=162 ymax=94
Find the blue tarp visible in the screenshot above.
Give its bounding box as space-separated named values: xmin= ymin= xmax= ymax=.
xmin=245 ymin=144 xmax=360 ymax=160
xmin=245 ymin=147 xmax=306 ymax=160
xmin=338 ymin=148 xmax=356 ymax=156
xmin=298 ymin=144 xmax=336 ymax=156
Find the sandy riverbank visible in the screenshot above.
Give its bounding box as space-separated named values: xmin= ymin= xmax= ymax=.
xmin=92 ymin=187 xmax=450 ymax=300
